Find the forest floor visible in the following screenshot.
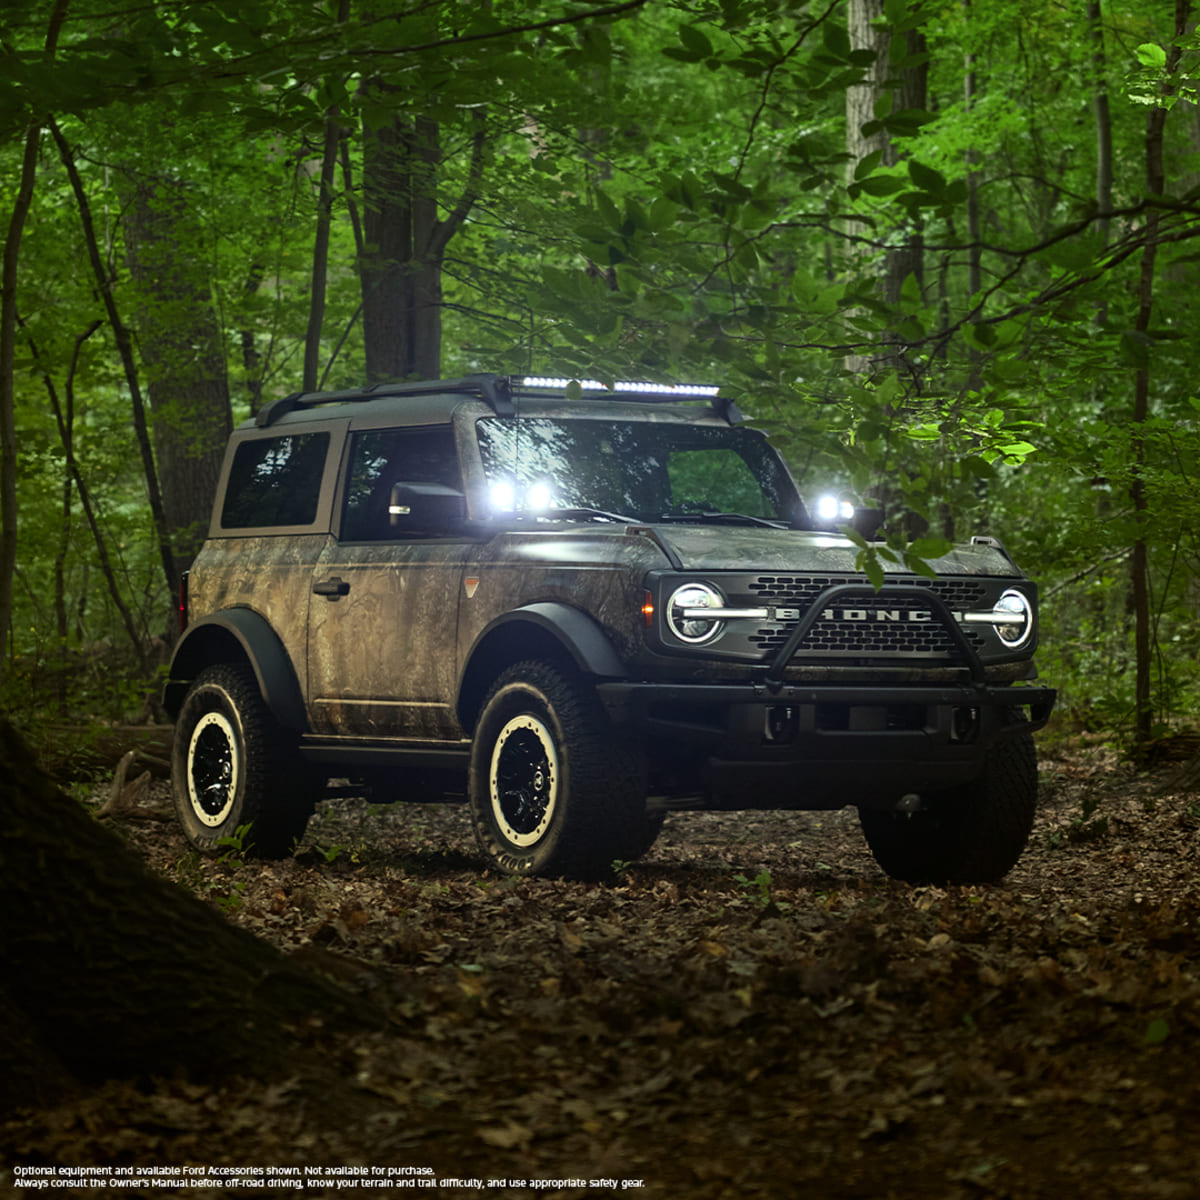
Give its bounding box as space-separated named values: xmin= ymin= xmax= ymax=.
xmin=5 ymin=734 xmax=1200 ymax=1199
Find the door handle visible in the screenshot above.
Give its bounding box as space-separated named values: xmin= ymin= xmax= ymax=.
xmin=313 ymin=577 xmax=350 ymax=599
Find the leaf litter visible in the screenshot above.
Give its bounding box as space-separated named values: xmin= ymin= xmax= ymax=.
xmin=4 ymin=739 xmax=1200 ymax=1198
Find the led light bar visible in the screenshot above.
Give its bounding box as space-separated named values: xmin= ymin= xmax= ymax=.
xmin=517 ymin=376 xmax=720 ymax=398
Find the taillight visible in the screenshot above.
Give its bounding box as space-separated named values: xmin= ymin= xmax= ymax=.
xmin=178 ymin=571 xmax=189 ymax=633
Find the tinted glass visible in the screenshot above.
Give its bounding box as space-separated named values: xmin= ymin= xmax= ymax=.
xmin=341 ymin=427 xmax=461 ymax=541
xmin=475 ymin=418 xmax=795 ymax=521
xmin=221 ymin=433 xmax=329 ymax=529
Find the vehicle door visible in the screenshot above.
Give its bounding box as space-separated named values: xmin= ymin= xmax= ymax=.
xmin=306 ymin=424 xmax=474 ymax=739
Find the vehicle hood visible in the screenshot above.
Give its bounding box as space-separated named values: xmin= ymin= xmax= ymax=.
xmin=643 ymin=523 xmax=1020 ymax=577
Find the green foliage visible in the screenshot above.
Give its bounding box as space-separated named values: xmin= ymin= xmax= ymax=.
xmin=4 ymin=0 xmax=1200 ymax=735
xmin=733 ymin=869 xmax=780 ymax=910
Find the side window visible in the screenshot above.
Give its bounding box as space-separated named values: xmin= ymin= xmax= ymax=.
xmin=341 ymin=427 xmax=461 ymax=541
xmin=221 ymin=432 xmax=330 ymax=529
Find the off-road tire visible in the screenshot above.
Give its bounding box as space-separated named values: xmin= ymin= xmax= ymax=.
xmin=858 ymin=729 xmax=1038 ymax=885
xmin=468 ymin=660 xmax=646 ymax=880
xmin=171 ymin=663 xmax=316 ymax=859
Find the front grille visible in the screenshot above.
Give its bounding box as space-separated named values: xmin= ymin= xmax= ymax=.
xmin=742 ymin=576 xmax=988 ymax=661
xmin=747 ymin=574 xmax=989 ymax=609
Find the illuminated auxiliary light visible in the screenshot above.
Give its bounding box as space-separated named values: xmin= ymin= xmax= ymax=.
xmin=517 ymin=376 xmax=720 ymax=398
xmin=490 ymin=480 xmax=516 ymax=511
xmin=816 ymin=494 xmax=855 ymax=522
xmin=527 ymin=481 xmax=553 ymax=510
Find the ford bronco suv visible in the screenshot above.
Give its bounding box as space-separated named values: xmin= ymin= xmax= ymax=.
xmin=164 ymin=374 xmax=1055 ymax=883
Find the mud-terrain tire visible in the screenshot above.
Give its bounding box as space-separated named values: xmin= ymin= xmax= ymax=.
xmin=468 ymin=660 xmax=646 ymax=880
xmin=858 ymin=729 xmax=1037 ymax=885
xmin=172 ymin=663 xmax=316 ymax=859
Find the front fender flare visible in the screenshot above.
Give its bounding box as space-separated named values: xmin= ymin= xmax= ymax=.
xmin=164 ymin=609 xmax=309 ymax=732
xmin=455 ymin=602 xmax=628 ymax=731
xmin=476 ymin=602 xmax=626 ymax=677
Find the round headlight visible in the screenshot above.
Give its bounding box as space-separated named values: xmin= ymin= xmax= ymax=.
xmin=667 ymin=582 xmax=725 ymax=644
xmin=995 ymin=588 xmax=1033 ymax=649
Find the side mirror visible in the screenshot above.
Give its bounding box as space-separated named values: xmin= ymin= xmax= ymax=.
xmin=389 ymin=482 xmax=467 ymax=530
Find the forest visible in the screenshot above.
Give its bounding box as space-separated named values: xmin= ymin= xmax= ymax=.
xmin=3 ymin=0 xmax=1200 ymax=1196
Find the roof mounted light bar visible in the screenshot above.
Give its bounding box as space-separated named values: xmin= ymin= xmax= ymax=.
xmin=254 ymin=372 xmax=740 ymax=427
xmin=517 ymin=376 xmax=720 ymax=398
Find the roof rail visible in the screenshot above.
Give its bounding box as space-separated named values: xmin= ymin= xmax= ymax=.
xmin=254 ymin=373 xmax=742 ymax=427
xmin=255 ymin=374 xmax=514 ymax=426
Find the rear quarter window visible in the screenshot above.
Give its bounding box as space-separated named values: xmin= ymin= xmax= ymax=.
xmin=220 ymin=432 xmax=330 ymax=529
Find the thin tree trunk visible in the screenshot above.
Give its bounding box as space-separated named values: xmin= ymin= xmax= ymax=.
xmin=0 ymin=127 xmax=40 ymax=688
xmin=1132 ymin=0 xmax=1191 ymax=748
xmin=963 ymin=0 xmax=983 ymax=393
xmin=0 ymin=0 xmax=71 ymax=690
xmin=50 ymin=121 xmax=179 ymax=605
xmin=1087 ymin=0 xmax=1114 ymax=247
xmin=304 ymin=113 xmax=344 ymax=391
xmin=23 ymin=320 xmax=147 ymax=669
xmin=303 ymin=0 xmax=352 ymax=392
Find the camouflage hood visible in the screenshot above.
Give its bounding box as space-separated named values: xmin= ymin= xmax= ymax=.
xmin=644 ymin=523 xmax=1018 ymax=578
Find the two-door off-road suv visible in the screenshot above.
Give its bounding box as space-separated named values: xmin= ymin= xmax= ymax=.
xmin=164 ymin=374 xmax=1055 ymax=882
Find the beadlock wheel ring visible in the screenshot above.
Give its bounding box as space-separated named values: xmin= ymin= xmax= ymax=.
xmin=490 ymin=713 xmax=558 ymax=848
xmin=187 ymin=711 xmax=240 ymax=827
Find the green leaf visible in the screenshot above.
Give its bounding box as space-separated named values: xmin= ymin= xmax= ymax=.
xmin=854 ymin=175 xmax=906 ymax=197
xmin=1143 ymin=1018 xmax=1170 ymax=1046
xmin=677 ymin=24 xmax=714 ymax=59
xmin=854 ymin=149 xmax=884 ymax=181
xmin=908 ymin=159 xmax=946 ymax=195
xmin=908 ymin=536 xmax=953 ymax=560
xmin=855 ymin=547 xmax=886 ymax=590
xmin=1136 ymin=43 xmax=1167 ymax=69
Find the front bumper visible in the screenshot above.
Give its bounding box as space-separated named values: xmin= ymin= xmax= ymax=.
xmin=597 ymin=678 xmax=1057 ymax=810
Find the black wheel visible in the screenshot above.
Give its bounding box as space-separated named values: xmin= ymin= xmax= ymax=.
xmin=468 ymin=660 xmax=646 ymax=880
xmin=171 ymin=663 xmax=316 ymax=858
xmin=858 ymin=730 xmax=1038 ymax=885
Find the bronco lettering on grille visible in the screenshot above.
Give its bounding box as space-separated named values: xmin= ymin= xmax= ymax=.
xmin=817 ymin=608 xmax=933 ymax=622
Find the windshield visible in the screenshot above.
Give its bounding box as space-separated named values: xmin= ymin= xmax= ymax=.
xmin=475 ymin=417 xmax=800 ymax=524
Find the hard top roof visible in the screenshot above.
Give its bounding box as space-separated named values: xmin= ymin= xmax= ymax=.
xmin=250 ymin=373 xmax=745 ymax=429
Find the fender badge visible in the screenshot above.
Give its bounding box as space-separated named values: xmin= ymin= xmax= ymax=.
xmin=465 ymin=577 xmax=480 ymax=599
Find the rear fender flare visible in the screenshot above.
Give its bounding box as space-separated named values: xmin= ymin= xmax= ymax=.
xmin=164 ymin=609 xmax=308 ymax=732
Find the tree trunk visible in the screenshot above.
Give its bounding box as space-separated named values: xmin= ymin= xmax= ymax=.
xmin=123 ymin=179 xmax=233 ymax=582
xmin=0 ymin=719 xmax=379 ymax=1113
xmin=845 ymin=0 xmax=928 ymax=379
xmin=359 ymin=86 xmax=486 ymax=383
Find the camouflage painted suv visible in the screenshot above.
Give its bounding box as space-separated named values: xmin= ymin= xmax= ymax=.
xmin=164 ymin=374 xmax=1055 ymax=882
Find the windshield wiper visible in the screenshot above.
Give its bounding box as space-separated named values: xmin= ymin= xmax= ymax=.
xmin=537 ymin=506 xmax=638 ymax=524
xmin=657 ymin=511 xmax=784 ymax=529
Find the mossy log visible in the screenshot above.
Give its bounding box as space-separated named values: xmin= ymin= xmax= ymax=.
xmin=0 ymin=720 xmax=380 ymax=1113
